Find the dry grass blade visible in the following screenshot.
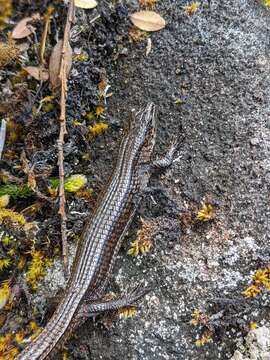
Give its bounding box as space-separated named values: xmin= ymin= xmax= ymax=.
xmin=130 ymin=10 xmax=166 ymax=32
xmin=146 ymin=37 xmax=152 ymax=56
xmin=0 ymin=119 xmax=6 ymax=160
xmin=75 ymin=0 xmax=97 ymax=9
xmin=40 ymin=6 xmax=54 ymax=64
xmin=49 ymin=40 xmax=72 ymax=89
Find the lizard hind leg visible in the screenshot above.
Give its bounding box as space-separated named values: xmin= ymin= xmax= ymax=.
xmin=78 ymin=284 xmax=151 ymax=318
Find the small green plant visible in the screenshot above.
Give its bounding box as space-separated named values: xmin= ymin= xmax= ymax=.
xmin=0 ymin=184 xmax=33 ymax=199
xmin=49 ymin=174 xmax=87 ymax=193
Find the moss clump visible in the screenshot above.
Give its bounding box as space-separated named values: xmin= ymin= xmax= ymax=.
xmin=73 ymin=53 xmax=88 ymax=62
xmin=88 ymin=122 xmax=108 ymax=137
xmin=119 ymin=306 xmax=137 ymax=318
xmin=0 ymin=0 xmax=12 ymax=30
xmin=265 ymin=0 xmax=270 ymax=8
xmin=128 ymin=219 xmax=156 ymax=256
xmin=0 ymin=320 xmax=42 ymax=359
xmin=190 ymin=309 xmax=209 ymax=326
xmin=26 ymin=249 xmax=52 ymax=290
xmin=75 ymin=188 xmax=94 ymax=200
xmin=184 ymin=2 xmax=200 ymax=15
xmin=0 ymin=40 xmax=19 ymax=68
xmin=197 ymin=203 xmax=215 ymax=222
xmin=0 ymin=209 xmax=26 ymax=225
xmin=0 ymin=258 xmax=11 ymax=272
xmin=0 ymin=281 xmax=11 ymax=310
xmin=195 ymin=330 xmax=212 ymax=347
xmin=243 ymin=266 xmax=270 ymax=298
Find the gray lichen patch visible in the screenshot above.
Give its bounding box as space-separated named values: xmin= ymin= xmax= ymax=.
xmin=231 ymin=325 xmax=270 ymax=360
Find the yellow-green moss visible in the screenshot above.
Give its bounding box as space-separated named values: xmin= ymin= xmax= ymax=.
xmin=0 ymin=258 xmax=11 ymax=271
xmin=184 ymin=2 xmax=200 ymax=15
xmin=0 ymin=320 xmax=42 ymax=359
xmin=73 ymin=53 xmax=88 ymax=62
xmin=119 ymin=306 xmax=137 ymax=318
xmin=0 ymin=0 xmax=12 ymax=30
xmin=195 ymin=330 xmax=212 ymax=347
xmin=26 ymin=250 xmax=52 ymax=290
xmin=95 ymin=106 xmax=105 ymax=117
xmin=190 ymin=309 xmax=209 ymax=326
xmin=128 ymin=219 xmax=155 ymax=256
xmin=64 ymin=174 xmax=87 ymax=193
xmin=264 ymin=0 xmax=270 ymax=8
xmin=250 ymin=321 xmax=258 ymax=330
xmin=0 ymin=281 xmax=11 ymax=309
xmin=88 ymin=122 xmax=108 ymax=137
xmin=243 ymin=266 xmax=270 ymax=297
xmin=197 ymin=203 xmax=215 ymax=222
xmin=0 ymin=209 xmax=26 ymax=225
xmin=243 ymin=284 xmax=261 ymax=298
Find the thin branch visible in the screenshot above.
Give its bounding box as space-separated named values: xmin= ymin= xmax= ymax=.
xmin=58 ymin=0 xmax=75 ymax=278
xmin=0 ymin=119 xmax=7 ymax=160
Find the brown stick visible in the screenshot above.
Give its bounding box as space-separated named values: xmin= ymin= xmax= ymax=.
xmin=58 ymin=0 xmax=75 ymax=277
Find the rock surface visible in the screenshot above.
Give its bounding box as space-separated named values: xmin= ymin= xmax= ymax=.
xmin=63 ymin=0 xmax=270 ymax=359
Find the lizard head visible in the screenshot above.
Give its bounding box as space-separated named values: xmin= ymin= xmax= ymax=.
xmin=130 ymin=102 xmax=156 ymax=163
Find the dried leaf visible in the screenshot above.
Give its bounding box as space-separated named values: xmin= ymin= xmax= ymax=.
xmin=130 ymin=11 xmax=166 ymax=32
xmin=12 ymin=17 xmax=36 ymax=39
xmin=49 ymin=40 xmax=73 ymax=89
xmin=24 ymin=66 xmax=49 ymax=81
xmin=75 ymin=0 xmax=97 ymax=9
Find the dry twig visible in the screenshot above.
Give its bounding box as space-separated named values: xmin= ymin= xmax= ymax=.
xmin=58 ymin=0 xmax=75 ymax=277
xmin=39 ymin=6 xmax=54 ymax=64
